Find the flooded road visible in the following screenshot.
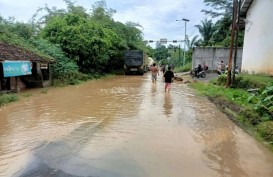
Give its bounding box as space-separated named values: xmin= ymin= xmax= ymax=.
xmin=1 ymin=73 xmax=273 ymax=177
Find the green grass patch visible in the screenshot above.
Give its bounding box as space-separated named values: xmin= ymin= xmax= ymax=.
xmin=0 ymin=94 xmax=19 ymax=106
xmin=174 ymin=62 xmax=192 ymax=72
xmin=216 ymin=73 xmax=273 ymax=89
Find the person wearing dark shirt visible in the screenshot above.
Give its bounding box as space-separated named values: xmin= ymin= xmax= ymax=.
xmin=163 ymin=66 xmax=175 ymax=92
xmin=195 ymin=64 xmax=203 ymax=77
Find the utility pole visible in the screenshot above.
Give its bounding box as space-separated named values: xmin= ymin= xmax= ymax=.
xmin=178 ymin=44 xmax=181 ymax=65
xmin=232 ymin=0 xmax=241 ymax=85
xmin=176 ymin=18 xmax=190 ymax=66
xmin=182 ymin=18 xmax=189 ymax=66
xmin=226 ymin=0 xmax=238 ymax=88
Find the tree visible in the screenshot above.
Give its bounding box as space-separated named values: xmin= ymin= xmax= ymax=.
xmin=40 ymin=14 xmax=112 ymax=73
xmin=195 ymin=19 xmax=216 ymax=46
xmin=201 ymin=0 xmax=233 ymax=18
xmin=187 ymin=35 xmax=200 ymax=49
xmin=154 ymin=44 xmax=169 ymax=63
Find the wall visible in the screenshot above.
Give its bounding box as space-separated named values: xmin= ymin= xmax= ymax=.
xmin=242 ymin=0 xmax=273 ymax=74
xmin=192 ymin=47 xmax=243 ymax=71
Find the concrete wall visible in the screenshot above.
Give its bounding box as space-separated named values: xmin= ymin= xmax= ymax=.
xmin=192 ymin=47 xmax=243 ymax=70
xmin=242 ymin=0 xmax=273 ymax=74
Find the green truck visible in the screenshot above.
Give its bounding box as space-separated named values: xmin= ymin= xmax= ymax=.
xmin=124 ymin=50 xmax=148 ymax=75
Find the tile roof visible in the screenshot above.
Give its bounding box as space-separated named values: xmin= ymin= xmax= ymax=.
xmin=0 ymin=42 xmax=53 ymax=63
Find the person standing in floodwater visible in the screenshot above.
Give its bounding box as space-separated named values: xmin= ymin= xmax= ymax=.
xmin=163 ymin=66 xmax=175 ymax=92
xmin=150 ymin=63 xmax=159 ymax=83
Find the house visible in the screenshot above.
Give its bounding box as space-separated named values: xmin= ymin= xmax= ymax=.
xmin=0 ymin=42 xmax=54 ymax=93
xmin=240 ymin=0 xmax=273 ymax=74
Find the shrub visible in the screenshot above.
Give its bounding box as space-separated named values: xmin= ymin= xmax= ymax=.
xmin=248 ymin=85 xmax=273 ymax=120
xmin=257 ymin=121 xmax=273 ymax=142
xmin=239 ymin=108 xmax=261 ymax=125
xmin=216 ymin=74 xmax=273 ymax=89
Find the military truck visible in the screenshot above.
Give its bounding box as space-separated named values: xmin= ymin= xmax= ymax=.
xmin=124 ymin=50 xmax=148 ymax=75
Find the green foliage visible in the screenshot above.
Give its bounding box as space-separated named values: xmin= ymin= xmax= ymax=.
xmin=202 ymin=0 xmax=233 ymax=18
xmin=216 ymin=74 xmax=273 ymax=89
xmin=200 ymin=1 xmax=244 ymax=47
xmin=38 ymin=1 xmax=148 ymax=73
xmin=154 ymin=45 xmax=169 ymax=62
xmin=1 ymin=0 xmax=151 ymax=79
xmin=212 ymin=15 xmax=232 ymax=46
xmin=257 ymin=121 xmax=273 ymax=143
xmin=40 ymin=13 xmax=111 ymax=73
xmin=174 ymin=62 xmax=192 ymax=72
xmin=0 ymin=17 xmax=53 ymax=62
xmin=52 ymin=72 xmax=92 ymax=87
xmin=0 ymin=94 xmax=19 ymax=106
xmin=30 ymin=38 xmax=79 ymax=78
xmin=195 ymin=19 xmax=216 ymax=46
xmin=248 ymin=85 xmax=273 ymax=119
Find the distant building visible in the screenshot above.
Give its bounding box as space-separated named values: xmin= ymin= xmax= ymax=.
xmin=0 ymin=42 xmax=54 ymax=93
xmin=240 ymin=0 xmax=273 ymax=74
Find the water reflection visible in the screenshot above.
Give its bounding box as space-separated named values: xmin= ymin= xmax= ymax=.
xmin=163 ymin=93 xmax=173 ymax=118
xmin=151 ymin=83 xmax=157 ymax=94
xmin=188 ymin=95 xmax=259 ymax=177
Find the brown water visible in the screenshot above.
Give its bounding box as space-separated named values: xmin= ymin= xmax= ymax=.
xmin=0 ymin=73 xmax=273 ymax=177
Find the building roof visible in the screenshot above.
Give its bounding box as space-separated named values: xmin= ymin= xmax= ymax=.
xmin=240 ymin=0 xmax=254 ymax=17
xmin=238 ymin=0 xmax=254 ymax=29
xmin=0 ymin=42 xmax=54 ymax=63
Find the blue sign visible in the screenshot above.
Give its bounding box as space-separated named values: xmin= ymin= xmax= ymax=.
xmin=2 ymin=61 xmax=32 ymax=77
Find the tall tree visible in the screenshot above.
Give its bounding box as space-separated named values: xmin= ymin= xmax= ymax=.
xmin=201 ymin=0 xmax=233 ymax=18
xmin=195 ymin=19 xmax=216 ymax=46
xmin=187 ymin=35 xmax=200 ymax=49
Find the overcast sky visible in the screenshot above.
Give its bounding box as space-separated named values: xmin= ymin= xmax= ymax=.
xmin=0 ymin=0 xmax=208 ymax=47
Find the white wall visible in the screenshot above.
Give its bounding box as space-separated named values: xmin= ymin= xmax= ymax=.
xmin=241 ymin=0 xmax=273 ymax=74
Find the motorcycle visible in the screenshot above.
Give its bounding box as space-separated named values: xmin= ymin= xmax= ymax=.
xmin=218 ymin=66 xmax=239 ymax=77
xmin=191 ymin=68 xmax=206 ymax=78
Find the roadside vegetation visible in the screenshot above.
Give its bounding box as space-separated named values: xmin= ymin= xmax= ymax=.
xmin=173 ymin=62 xmax=192 ymax=73
xmin=0 ymin=0 xmax=153 ymax=87
xmin=190 ymin=74 xmax=273 ymax=149
xmin=0 ymin=94 xmax=19 ymax=106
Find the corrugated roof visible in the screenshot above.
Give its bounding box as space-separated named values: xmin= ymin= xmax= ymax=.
xmin=0 ymin=42 xmax=54 ymax=63
xmin=240 ymin=0 xmax=253 ymax=17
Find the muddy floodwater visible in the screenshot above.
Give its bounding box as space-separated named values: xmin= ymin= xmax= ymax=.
xmin=1 ymin=73 xmax=273 ymax=177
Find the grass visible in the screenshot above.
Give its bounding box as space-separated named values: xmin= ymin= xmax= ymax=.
xmin=0 ymin=94 xmax=19 ymax=106
xmin=174 ymin=62 xmax=192 ymax=73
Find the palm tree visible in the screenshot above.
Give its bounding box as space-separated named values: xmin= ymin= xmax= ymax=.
xmin=187 ymin=35 xmax=200 ymax=49
xmin=195 ymin=19 xmax=216 ymax=46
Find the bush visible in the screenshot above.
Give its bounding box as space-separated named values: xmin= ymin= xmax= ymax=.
xmin=239 ymin=108 xmax=261 ymax=125
xmin=248 ymin=85 xmax=273 ymax=120
xmin=215 ymin=73 xmax=273 ymax=89
xmin=0 ymin=94 xmax=18 ymax=106
xmin=257 ymin=121 xmax=273 ymax=142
